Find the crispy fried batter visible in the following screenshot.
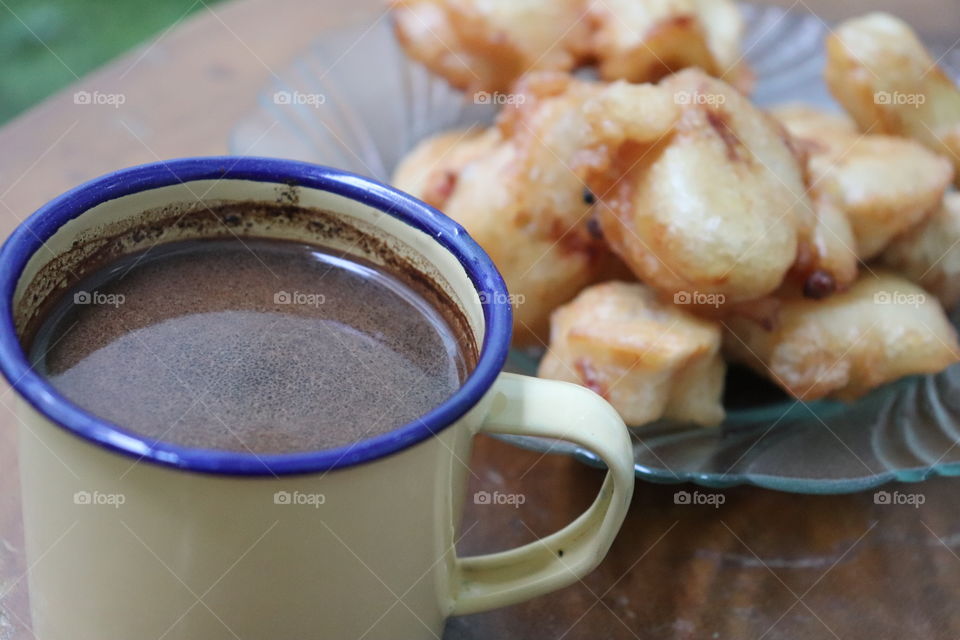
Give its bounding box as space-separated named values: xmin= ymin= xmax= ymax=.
xmin=796 ymin=193 xmax=859 ymax=295
xmin=393 ymin=73 xmax=676 ymax=345
xmin=774 ymin=104 xmax=953 ymax=259
xmin=724 ymin=272 xmax=960 ymax=401
xmin=694 ymin=192 xmax=859 ymax=328
xmin=588 ymin=69 xmax=816 ymax=306
xmin=539 ymin=281 xmax=725 ymax=426
xmin=771 ymin=104 xmax=859 ymax=139
xmin=391 ymin=127 xmax=500 ymax=207
xmin=391 ymin=0 xmax=592 ymax=93
xmin=883 ymin=193 xmax=960 ymax=310
xmin=588 ymin=0 xmax=750 ymax=90
xmin=825 ymin=13 xmax=960 ymax=185
xmin=390 ymin=8 xmax=960 ymax=416
xmin=392 ymin=0 xmax=750 ymax=92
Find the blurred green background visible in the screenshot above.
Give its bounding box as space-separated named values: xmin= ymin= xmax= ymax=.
xmin=0 ymin=0 xmax=222 ymax=124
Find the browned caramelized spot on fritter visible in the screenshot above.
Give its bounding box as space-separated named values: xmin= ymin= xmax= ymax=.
xmin=705 ymin=108 xmax=745 ymax=162
xmin=423 ymin=170 xmax=458 ymax=208
xmin=548 ymin=217 xmax=605 ymax=261
xmin=574 ymin=357 xmax=607 ymax=397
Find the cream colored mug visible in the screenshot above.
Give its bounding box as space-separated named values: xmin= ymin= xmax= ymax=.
xmin=0 ymin=158 xmax=635 ymax=639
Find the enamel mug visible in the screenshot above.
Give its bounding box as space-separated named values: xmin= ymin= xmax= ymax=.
xmin=0 ymin=158 xmax=635 ymax=640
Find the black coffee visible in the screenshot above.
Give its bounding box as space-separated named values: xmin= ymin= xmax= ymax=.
xmin=28 ymin=238 xmax=470 ymax=453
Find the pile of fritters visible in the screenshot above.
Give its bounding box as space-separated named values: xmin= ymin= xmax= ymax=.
xmin=390 ymin=2 xmax=960 ymax=428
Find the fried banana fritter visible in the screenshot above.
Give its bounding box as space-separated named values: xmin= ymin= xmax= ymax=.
xmin=391 ymin=127 xmax=501 ymax=207
xmin=588 ymin=0 xmax=749 ymax=89
xmin=589 ymin=69 xmax=817 ymax=306
xmin=391 ymin=0 xmax=592 ymax=93
xmin=774 ymin=104 xmax=953 ymax=259
xmin=393 ymin=73 xmax=678 ymax=345
xmin=389 ymin=8 xmax=960 ymax=417
xmin=724 ymin=272 xmax=960 ymax=401
xmin=825 ymin=13 xmax=960 ymax=185
xmin=539 ymin=281 xmax=725 ymax=427
xmin=883 ymin=193 xmax=960 ymax=310
xmin=796 ymin=193 xmax=859 ymax=295
xmin=392 ymin=0 xmax=748 ymax=92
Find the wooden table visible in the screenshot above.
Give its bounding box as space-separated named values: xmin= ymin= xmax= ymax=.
xmin=2 ymin=0 xmax=959 ymax=638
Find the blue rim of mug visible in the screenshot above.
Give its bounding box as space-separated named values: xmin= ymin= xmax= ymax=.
xmin=0 ymin=157 xmax=513 ymax=476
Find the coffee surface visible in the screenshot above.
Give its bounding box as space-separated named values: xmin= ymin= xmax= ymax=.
xmin=29 ymin=238 xmax=468 ymax=453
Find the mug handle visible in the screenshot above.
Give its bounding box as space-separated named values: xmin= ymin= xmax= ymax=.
xmin=452 ymin=372 xmax=635 ymax=615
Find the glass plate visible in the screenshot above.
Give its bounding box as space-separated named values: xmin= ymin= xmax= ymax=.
xmin=230 ymin=4 xmax=960 ymax=493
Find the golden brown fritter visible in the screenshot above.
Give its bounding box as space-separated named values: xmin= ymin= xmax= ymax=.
xmin=774 ymin=104 xmax=953 ymax=259
xmin=393 ymin=73 xmax=676 ymax=345
xmin=391 ymin=127 xmax=500 ymax=208
xmin=796 ymin=193 xmax=859 ymax=295
xmin=539 ymin=281 xmax=725 ymax=427
xmin=825 ymin=13 xmax=960 ymax=186
xmin=391 ymin=0 xmax=592 ymax=93
xmin=588 ymin=69 xmax=817 ymax=307
xmin=588 ymin=0 xmax=750 ymax=89
xmin=724 ymin=272 xmax=960 ymax=401
xmin=391 ymin=0 xmax=749 ymax=92
xmin=883 ymin=193 xmax=960 ymax=311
